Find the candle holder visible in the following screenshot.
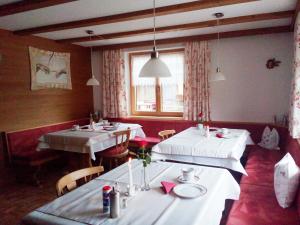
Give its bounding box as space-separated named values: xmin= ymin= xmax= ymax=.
xmin=127 ymin=184 xmax=136 ymax=196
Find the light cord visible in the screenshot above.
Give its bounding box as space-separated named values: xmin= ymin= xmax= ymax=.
xmin=90 ymin=34 xmax=94 ymax=77
xmin=217 ymin=17 xmax=220 ymax=71
xmin=153 ymin=0 xmax=156 ymax=49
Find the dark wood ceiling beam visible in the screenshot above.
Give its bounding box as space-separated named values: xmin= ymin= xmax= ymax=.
xmin=56 ymin=10 xmax=294 ymax=44
xmin=0 ymin=0 xmax=77 ymax=17
xmin=14 ymin=0 xmax=258 ymax=35
xmin=290 ymin=0 xmax=300 ymax=30
xmin=93 ymin=26 xmax=291 ymax=50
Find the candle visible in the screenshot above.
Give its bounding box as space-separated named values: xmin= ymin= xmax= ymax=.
xmin=206 ymin=125 xmax=210 ymax=138
xmin=128 ymin=158 xmax=133 ymax=195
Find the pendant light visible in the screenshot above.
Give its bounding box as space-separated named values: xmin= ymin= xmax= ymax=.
xmin=86 ymin=30 xmax=100 ymax=86
xmin=210 ymin=12 xmax=226 ymax=82
xmin=139 ymin=0 xmax=171 ymax=78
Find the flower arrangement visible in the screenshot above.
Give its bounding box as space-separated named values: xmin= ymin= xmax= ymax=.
xmin=137 ymin=141 xmax=151 ymax=167
xmin=198 ymin=112 xmax=204 ymax=123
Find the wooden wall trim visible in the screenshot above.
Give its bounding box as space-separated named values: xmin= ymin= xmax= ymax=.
xmin=94 ymin=26 xmax=292 ymax=50
xmin=14 ymin=0 xmax=258 ymax=35
xmin=0 ymin=0 xmax=77 ymax=17
xmin=5 ymin=118 xmax=88 ymax=133
xmin=57 ymin=10 xmax=293 ymax=44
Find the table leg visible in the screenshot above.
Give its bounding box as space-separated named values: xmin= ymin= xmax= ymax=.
xmin=65 ymin=152 xmax=92 ymax=171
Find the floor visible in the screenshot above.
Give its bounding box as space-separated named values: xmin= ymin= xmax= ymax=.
xmin=0 ymin=160 xmax=235 ymax=225
xmin=0 ymin=163 xmax=61 ymax=225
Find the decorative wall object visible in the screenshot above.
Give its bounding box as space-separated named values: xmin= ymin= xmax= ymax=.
xmin=266 ymin=58 xmax=281 ymax=69
xmin=29 ymin=46 xmax=72 ymax=90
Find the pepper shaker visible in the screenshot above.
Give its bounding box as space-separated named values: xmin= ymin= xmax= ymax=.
xmin=109 ymin=187 xmax=120 ymax=218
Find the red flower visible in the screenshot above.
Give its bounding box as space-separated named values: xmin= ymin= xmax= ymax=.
xmin=139 ymin=140 xmax=148 ymax=148
xmin=198 ymin=112 xmax=203 ymax=117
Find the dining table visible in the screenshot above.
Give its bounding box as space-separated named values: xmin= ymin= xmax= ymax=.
xmin=152 ymin=127 xmax=254 ymax=175
xmin=37 ymin=123 xmax=145 ymax=161
xmin=21 ymin=159 xmax=240 ymax=225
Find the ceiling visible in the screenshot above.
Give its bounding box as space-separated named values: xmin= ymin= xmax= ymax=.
xmin=0 ymin=0 xmax=297 ymax=48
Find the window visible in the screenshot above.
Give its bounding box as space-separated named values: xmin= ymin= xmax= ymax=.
xmin=130 ymin=49 xmax=184 ymax=117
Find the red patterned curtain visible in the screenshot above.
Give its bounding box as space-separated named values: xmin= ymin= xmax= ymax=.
xmin=183 ymin=41 xmax=211 ymax=121
xmin=102 ymin=49 xmax=127 ymax=118
xmin=290 ymin=14 xmax=300 ymax=138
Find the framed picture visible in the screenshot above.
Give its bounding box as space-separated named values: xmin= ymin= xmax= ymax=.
xmin=29 ymin=46 xmax=72 ymax=90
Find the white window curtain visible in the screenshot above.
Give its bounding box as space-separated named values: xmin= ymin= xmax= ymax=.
xmin=102 ymin=49 xmax=127 ymax=118
xmin=290 ymin=13 xmax=300 ymax=138
xmin=183 ymin=41 xmax=211 ymax=121
xmin=131 ymin=53 xmax=184 ymax=113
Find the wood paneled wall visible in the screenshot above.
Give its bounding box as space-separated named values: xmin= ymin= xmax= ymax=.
xmin=0 ymin=29 xmax=93 ymax=132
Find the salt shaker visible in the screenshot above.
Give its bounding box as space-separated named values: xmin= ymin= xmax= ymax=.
xmin=109 ymin=187 xmax=120 ymax=218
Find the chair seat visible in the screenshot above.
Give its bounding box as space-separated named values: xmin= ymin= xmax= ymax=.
xmin=97 ymin=146 xmax=128 ymax=158
xmin=130 ymin=136 xmax=161 ymax=147
xmin=227 ymin=183 xmax=299 ymax=225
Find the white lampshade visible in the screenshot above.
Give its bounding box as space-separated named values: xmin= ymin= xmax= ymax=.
xmin=209 ymin=67 xmax=226 ymax=82
xmin=86 ymin=76 xmax=99 ymax=86
xmin=139 ymin=49 xmax=171 ymax=78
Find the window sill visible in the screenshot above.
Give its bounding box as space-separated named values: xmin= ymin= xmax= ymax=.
xmin=128 ymin=115 xmax=184 ymax=121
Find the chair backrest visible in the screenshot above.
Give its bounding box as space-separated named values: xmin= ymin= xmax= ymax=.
xmin=56 ymin=166 xmax=104 ymax=196
xmin=113 ymin=128 xmax=131 ymax=152
xmin=158 ymin=130 xmax=176 ymax=140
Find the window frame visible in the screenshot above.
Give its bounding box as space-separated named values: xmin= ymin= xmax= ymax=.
xmin=129 ymin=48 xmax=184 ymax=117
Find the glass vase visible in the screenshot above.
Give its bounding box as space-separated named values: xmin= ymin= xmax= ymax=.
xmin=140 ymin=165 xmax=150 ymax=191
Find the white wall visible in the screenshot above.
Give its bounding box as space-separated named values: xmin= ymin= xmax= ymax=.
xmin=93 ymin=32 xmax=293 ymax=123
xmin=210 ymin=33 xmax=293 ymax=123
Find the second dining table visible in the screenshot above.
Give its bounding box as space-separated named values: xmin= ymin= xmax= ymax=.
xmin=152 ymin=127 xmax=254 ymax=174
xmin=37 ymin=123 xmax=146 ymax=161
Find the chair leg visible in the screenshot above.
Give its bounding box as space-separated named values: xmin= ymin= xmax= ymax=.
xmin=99 ymin=157 xmax=103 ymax=166
xmin=114 ymin=158 xmax=118 ymax=168
xmin=33 ymin=165 xmax=42 ymax=187
xmin=109 ymin=159 xmax=112 ymax=171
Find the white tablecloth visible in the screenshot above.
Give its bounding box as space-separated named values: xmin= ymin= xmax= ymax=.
xmin=22 ymin=160 xmax=240 ymax=225
xmin=38 ymin=123 xmax=145 ymax=160
xmin=152 ymin=127 xmax=254 ymax=174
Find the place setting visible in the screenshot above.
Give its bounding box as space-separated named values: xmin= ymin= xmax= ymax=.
xmin=166 ymin=167 xmax=207 ymax=199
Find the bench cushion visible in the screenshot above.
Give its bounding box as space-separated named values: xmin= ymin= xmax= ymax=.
xmin=227 ymin=183 xmax=299 ymax=225
xmin=241 ymin=146 xmax=283 ymax=187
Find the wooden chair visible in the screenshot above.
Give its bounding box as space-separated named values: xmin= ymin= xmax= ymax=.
xmin=158 ymin=130 xmax=176 ymax=140
xmin=56 ymin=166 xmax=104 ymax=196
xmin=97 ymin=128 xmax=131 ymax=170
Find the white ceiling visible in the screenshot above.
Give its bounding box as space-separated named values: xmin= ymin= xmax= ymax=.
xmin=0 ymin=0 xmax=296 ymax=47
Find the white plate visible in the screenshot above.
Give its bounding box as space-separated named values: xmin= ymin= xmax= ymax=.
xmin=177 ymin=175 xmax=200 ymax=184
xmin=173 ymin=184 xmax=207 ymax=199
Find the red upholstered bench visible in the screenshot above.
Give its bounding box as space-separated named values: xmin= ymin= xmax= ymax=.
xmin=107 ymin=117 xmax=197 ymax=149
xmin=227 ymin=130 xmax=300 ymax=225
xmin=2 ymin=118 xmax=88 ymax=184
